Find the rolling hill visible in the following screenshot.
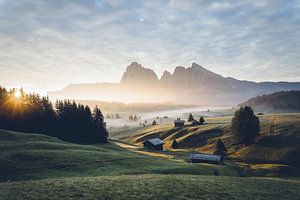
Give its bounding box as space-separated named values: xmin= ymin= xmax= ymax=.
xmin=0 ymin=129 xmax=238 ymax=182
xmin=1 ymin=129 xmax=300 ymax=200
xmin=120 ymin=113 xmax=300 ymax=174
xmin=239 ymin=90 xmax=300 ymax=112
xmin=48 ymin=62 xmax=300 ymax=105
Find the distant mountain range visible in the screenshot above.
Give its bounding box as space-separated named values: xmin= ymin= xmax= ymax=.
xmin=48 ymin=62 xmax=300 ymax=106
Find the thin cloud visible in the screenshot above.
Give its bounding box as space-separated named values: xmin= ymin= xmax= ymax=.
xmin=0 ymin=0 xmax=299 ymax=91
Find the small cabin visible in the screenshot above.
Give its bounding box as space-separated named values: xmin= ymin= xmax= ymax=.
xmin=143 ymin=138 xmax=164 ymax=151
xmin=174 ymin=118 xmax=185 ymax=127
xmin=189 ymin=153 xmax=223 ymax=165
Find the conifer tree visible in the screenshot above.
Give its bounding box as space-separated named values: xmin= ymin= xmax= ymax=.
xmin=199 ymin=116 xmax=205 ymax=124
xmin=171 ymin=140 xmax=178 ymax=149
xmin=214 ymin=139 xmax=227 ymax=156
xmin=231 ymin=106 xmax=260 ymax=145
xmin=188 ymin=113 xmax=194 ymax=122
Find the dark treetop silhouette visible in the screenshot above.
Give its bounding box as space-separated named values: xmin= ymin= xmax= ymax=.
xmin=0 ymin=87 xmax=108 ymax=144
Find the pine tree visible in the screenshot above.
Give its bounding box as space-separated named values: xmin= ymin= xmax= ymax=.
xmin=231 ymin=106 xmax=260 ymax=145
xmin=171 ymin=140 xmax=178 ymax=149
xmin=188 ymin=113 xmax=194 ymax=122
xmin=214 ymin=139 xmax=227 ymax=156
xmin=0 ymin=86 xmax=109 ymax=144
xmin=93 ymin=106 xmax=108 ymax=143
xmin=199 ymin=116 xmax=205 ymax=124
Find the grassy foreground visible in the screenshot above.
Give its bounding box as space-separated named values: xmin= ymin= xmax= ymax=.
xmin=1 ymin=175 xmax=300 ymax=200
xmin=1 ymin=128 xmax=299 ymax=199
xmin=0 ymin=129 xmax=238 ymax=182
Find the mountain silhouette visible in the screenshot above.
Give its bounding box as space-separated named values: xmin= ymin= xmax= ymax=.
xmin=48 ymin=62 xmax=300 ymax=106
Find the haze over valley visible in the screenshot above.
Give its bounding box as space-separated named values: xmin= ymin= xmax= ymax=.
xmin=49 ymin=62 xmax=300 ymax=106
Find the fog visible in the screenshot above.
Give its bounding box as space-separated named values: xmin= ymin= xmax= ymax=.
xmin=105 ymin=106 xmax=232 ymax=129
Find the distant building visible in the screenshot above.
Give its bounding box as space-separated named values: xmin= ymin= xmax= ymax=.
xmin=143 ymin=138 xmax=164 ymax=151
xmin=189 ymin=153 xmax=223 ymax=165
xmin=174 ymin=118 xmax=185 ymax=127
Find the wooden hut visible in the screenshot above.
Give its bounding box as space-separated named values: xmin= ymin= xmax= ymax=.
xmin=189 ymin=153 xmax=223 ymax=165
xmin=143 ymin=138 xmax=164 ymax=151
xmin=174 ymin=118 xmax=185 ymax=127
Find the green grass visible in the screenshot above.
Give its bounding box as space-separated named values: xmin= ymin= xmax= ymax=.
xmin=0 ymin=129 xmax=238 ymax=182
xmin=1 ymin=174 xmax=299 ymax=200
xmin=1 ymin=127 xmax=300 ymax=199
xmin=121 ymin=113 xmax=300 ymax=172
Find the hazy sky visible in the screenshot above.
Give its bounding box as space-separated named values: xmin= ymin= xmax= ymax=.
xmin=0 ymin=0 xmax=299 ymax=93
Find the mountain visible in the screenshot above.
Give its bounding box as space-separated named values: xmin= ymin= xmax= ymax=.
xmin=239 ymin=90 xmax=300 ymax=112
xmin=121 ymin=62 xmax=158 ymax=86
xmin=48 ymin=62 xmax=300 ymax=106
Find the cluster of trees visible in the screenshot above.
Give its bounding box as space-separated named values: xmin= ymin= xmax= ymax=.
xmin=231 ymin=106 xmax=260 ymax=145
xmin=106 ymin=113 xmax=120 ymax=119
xmin=213 ymin=106 xmax=260 ymax=156
xmin=188 ymin=113 xmax=205 ymax=125
xmin=0 ymin=87 xmax=108 ymax=144
xmin=172 ymin=107 xmax=259 ymax=158
xmin=128 ymin=115 xmax=140 ymax=121
xmin=239 ymin=90 xmax=300 ymax=111
xmin=169 ymin=106 xmax=260 ymax=160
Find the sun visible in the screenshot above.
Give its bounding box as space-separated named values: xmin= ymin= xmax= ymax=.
xmin=14 ymin=90 xmax=21 ymax=98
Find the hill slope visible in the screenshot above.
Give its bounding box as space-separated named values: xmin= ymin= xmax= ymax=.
xmin=122 ymin=113 xmax=300 ymax=171
xmin=1 ymin=129 xmax=300 ymax=199
xmin=239 ymin=90 xmax=300 ymax=112
xmin=0 ymin=129 xmax=238 ymax=182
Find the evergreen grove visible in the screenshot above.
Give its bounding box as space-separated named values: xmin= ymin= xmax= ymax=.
xmin=231 ymin=106 xmax=260 ymax=145
xmin=0 ymin=87 xmax=108 ymax=144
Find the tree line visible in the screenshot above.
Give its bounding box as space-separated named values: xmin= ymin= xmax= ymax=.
xmin=239 ymin=90 xmax=300 ymax=111
xmin=0 ymin=87 xmax=108 ymax=144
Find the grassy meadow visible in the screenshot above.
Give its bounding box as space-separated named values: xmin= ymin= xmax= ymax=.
xmin=1 ymin=175 xmax=300 ymax=200
xmin=1 ymin=113 xmax=300 ymax=199
xmin=119 ymin=113 xmax=300 ymax=176
xmin=0 ymin=129 xmax=239 ymax=183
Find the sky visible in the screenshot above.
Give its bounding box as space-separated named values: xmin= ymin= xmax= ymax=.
xmin=0 ymin=0 xmax=299 ymax=93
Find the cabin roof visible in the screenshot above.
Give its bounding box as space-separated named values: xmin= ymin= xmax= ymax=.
xmin=174 ymin=119 xmax=185 ymax=123
xmin=189 ymin=153 xmax=222 ymax=162
xmin=145 ymin=138 xmax=164 ymax=146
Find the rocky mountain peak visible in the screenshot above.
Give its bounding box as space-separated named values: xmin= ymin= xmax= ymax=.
xmin=160 ymin=70 xmax=173 ymax=85
xmin=191 ymin=62 xmax=205 ymax=71
xmin=120 ymin=62 xmax=158 ymax=85
xmin=160 ymin=70 xmax=172 ymax=80
xmin=173 ymin=66 xmax=186 ymax=74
